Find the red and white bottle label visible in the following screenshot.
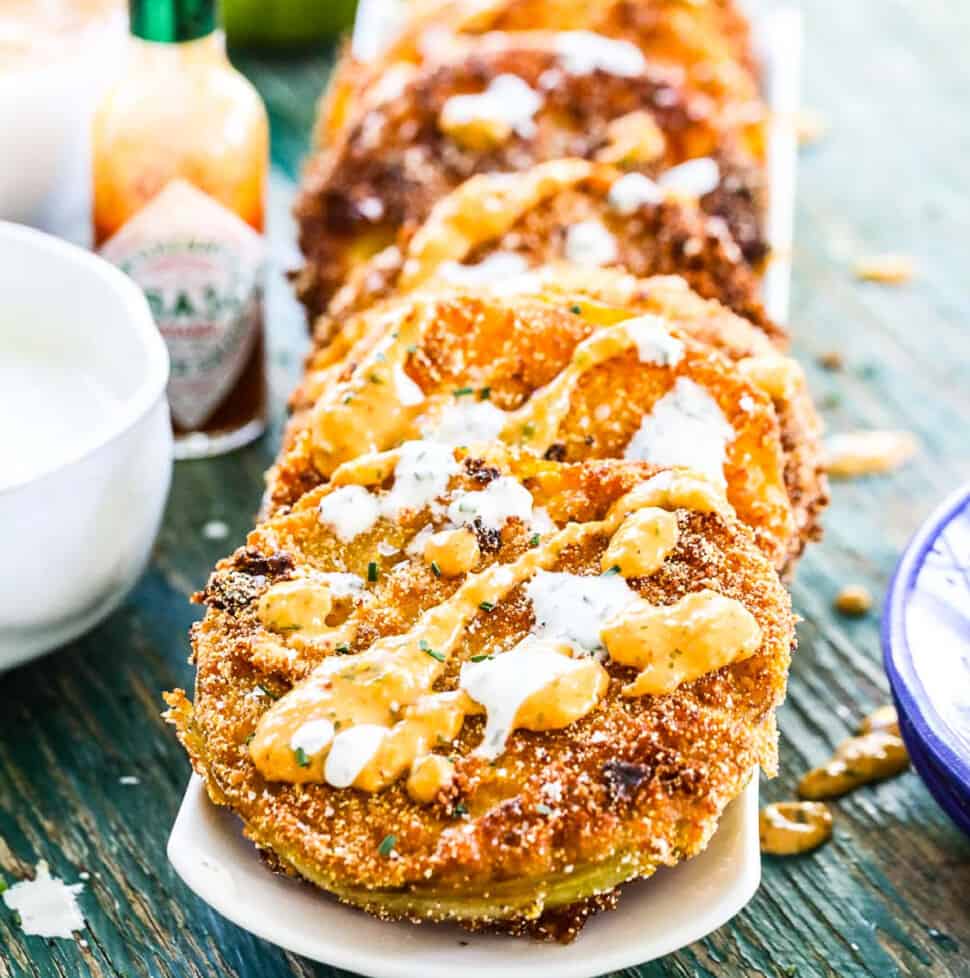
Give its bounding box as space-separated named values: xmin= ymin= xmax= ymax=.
xmin=101 ymin=180 xmax=265 ymax=430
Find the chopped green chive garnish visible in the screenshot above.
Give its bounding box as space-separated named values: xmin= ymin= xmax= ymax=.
xmin=244 ymin=732 xmax=255 ymax=745
xmin=368 ymin=561 xmax=379 ymax=582
xmin=294 ymin=747 xmax=310 ymax=768
xmin=602 ymin=565 xmax=621 ymax=577
xmin=0 ymin=876 xmax=8 ymax=894
xmin=478 ymin=387 xmax=491 ymax=400
xmin=453 ymin=802 xmax=468 ymax=817
xmin=570 ymin=304 xmax=582 ymax=315
xmin=369 ymin=373 xmax=382 ymax=384
xmin=536 ymin=803 xmax=553 ymax=816
xmin=470 ymin=654 xmax=493 ymax=662
xmin=256 ymin=683 xmax=278 ymax=700
xmin=335 ymin=643 xmax=351 ymax=654
xmin=343 ymin=394 xmax=354 ymax=404
xmin=419 ymin=639 xmax=446 ymax=661
xmin=453 ymin=386 xmax=474 ymax=397
xmin=478 ymin=601 xmax=495 ymax=612
xmin=378 ymin=834 xmax=397 ymax=857
xmin=430 ymin=561 xmax=442 ymax=578
xmin=521 ymin=423 xmax=536 ymax=439
xmin=529 ymin=533 xmax=540 ymax=548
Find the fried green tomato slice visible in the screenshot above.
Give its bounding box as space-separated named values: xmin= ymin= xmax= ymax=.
xmin=310 ymin=159 xmax=779 ymax=349
xmin=268 ymin=283 xmax=822 ymax=574
xmin=321 ymin=0 xmax=763 ymax=154
xmin=294 ymin=29 xmax=766 ymax=317
xmin=166 ymin=449 xmax=792 ymax=940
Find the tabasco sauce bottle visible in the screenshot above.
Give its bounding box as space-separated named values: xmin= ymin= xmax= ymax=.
xmin=93 ymin=0 xmax=269 ymax=458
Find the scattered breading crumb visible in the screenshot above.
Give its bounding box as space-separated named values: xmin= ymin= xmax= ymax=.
xmin=203 ymin=520 xmax=230 ymax=541
xmin=817 ymin=351 xmax=844 ymax=371
xmin=834 ymin=585 xmax=872 ymax=617
xmin=796 ymin=108 xmax=827 ymax=148
xmin=854 ymin=254 xmax=914 ymax=284
xmin=825 ymin=430 xmax=918 ymax=478
xmin=2 ymin=862 xmax=85 ymax=939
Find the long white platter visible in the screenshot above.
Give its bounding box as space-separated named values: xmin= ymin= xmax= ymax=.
xmin=168 ymin=8 xmax=801 ymax=976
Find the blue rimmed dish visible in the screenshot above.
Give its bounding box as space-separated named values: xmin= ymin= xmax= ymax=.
xmin=883 ymin=485 xmax=970 ymax=837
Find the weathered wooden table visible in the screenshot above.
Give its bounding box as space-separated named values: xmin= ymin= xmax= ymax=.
xmin=2 ymin=2 xmax=969 ymax=976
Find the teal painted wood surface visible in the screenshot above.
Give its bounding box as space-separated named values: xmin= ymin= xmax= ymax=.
xmin=2 ymin=2 xmax=969 ymax=976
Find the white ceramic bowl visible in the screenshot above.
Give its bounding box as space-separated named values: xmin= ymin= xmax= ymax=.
xmin=0 ymin=222 xmax=171 ymax=670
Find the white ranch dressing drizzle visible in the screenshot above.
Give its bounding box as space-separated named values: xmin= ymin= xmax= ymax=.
xmin=459 ymin=637 xmax=591 ymax=758
xmin=289 ymin=717 xmax=335 ymax=756
xmin=321 ymin=441 xmax=461 ymax=540
xmin=530 ymin=506 xmax=556 ymax=535
xmin=439 ymin=73 xmax=544 ymax=139
xmin=316 ymin=572 xmax=366 ymax=597
xmin=623 ymin=314 xmax=686 ymax=366
xmin=554 ymin=31 xmax=647 ymax=77
xmin=2 ymin=862 xmax=85 ymax=939
xmin=526 ymin=569 xmax=638 ymax=656
xmin=608 ymin=172 xmax=663 ymax=214
xmin=447 ymin=475 xmax=535 ymax=532
xmin=564 ymin=220 xmax=618 ymax=266
xmin=624 ymin=377 xmax=735 ymax=485
xmin=318 ymin=485 xmax=382 ymax=542
xmin=324 ymin=724 xmax=388 ymax=789
xmin=381 ymin=440 xmax=460 ymax=519
xmin=658 ymin=158 xmax=721 ymax=198
xmin=437 ymin=250 xmax=531 ymax=287
xmin=405 ymin=524 xmax=436 ymax=557
xmin=394 ymin=364 xmax=425 ymax=407
xmin=424 ymin=398 xmax=509 ymax=446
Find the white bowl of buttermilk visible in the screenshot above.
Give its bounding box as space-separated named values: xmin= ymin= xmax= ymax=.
xmin=0 ymin=222 xmax=171 ymax=670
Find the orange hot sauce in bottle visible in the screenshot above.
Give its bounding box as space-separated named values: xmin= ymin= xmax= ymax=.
xmin=93 ymin=0 xmax=269 ymax=458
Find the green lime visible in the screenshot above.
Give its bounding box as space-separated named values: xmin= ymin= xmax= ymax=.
xmin=219 ymin=0 xmax=358 ymax=48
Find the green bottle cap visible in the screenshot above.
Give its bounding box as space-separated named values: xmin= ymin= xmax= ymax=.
xmin=129 ymin=0 xmax=216 ymax=43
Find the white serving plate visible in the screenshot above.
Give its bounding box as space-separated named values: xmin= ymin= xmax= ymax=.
xmin=170 ymin=774 xmax=758 ymax=978
xmin=169 ymin=6 xmax=800 ymax=973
